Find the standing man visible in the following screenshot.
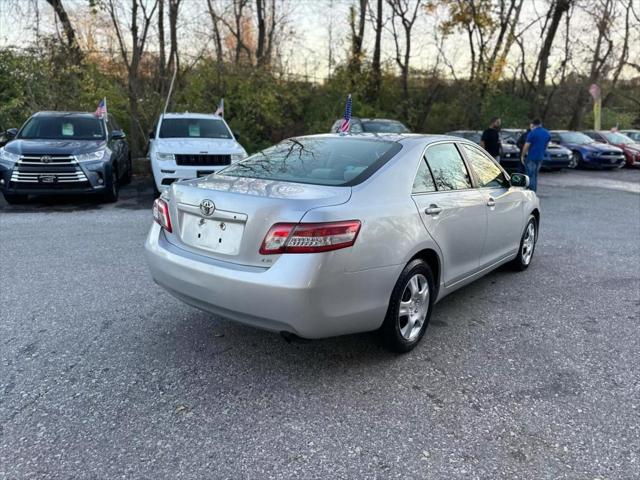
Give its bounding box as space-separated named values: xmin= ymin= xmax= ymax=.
xmin=480 ymin=117 xmax=502 ymax=161
xmin=520 ymin=119 xmax=550 ymax=193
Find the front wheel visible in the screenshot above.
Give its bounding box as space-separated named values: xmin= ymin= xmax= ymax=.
xmin=3 ymin=193 xmax=29 ymax=204
xmin=379 ymin=259 xmax=435 ymax=353
xmin=102 ymin=167 xmax=119 ymax=203
xmin=511 ymin=215 xmax=538 ymax=271
xmin=569 ymin=152 xmax=582 ymax=169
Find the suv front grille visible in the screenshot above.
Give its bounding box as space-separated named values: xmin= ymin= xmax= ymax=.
xmin=11 ymin=155 xmax=88 ymax=184
xmin=175 ymin=154 xmax=231 ymax=166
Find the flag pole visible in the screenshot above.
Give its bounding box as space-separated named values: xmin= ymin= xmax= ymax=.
xmin=163 ymin=66 xmax=178 ymax=114
xmin=104 ymin=97 xmax=108 ymax=121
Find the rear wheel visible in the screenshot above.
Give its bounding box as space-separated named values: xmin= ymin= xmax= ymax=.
xmin=2 ymin=193 xmax=29 ymax=204
xmin=511 ymin=215 xmax=537 ymax=271
xmin=380 ymin=259 xmax=435 ymax=353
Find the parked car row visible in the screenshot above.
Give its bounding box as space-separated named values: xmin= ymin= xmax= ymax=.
xmin=2 ymin=110 xmax=638 ymax=205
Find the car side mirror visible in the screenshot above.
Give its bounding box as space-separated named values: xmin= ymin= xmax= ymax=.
xmin=111 ymin=129 xmax=126 ymax=140
xmin=149 ymin=130 xmax=155 ymax=140
xmin=233 ymin=130 xmax=240 ymax=140
xmin=510 ymin=173 xmax=529 ymax=188
xmin=506 ymin=139 xmax=516 ymax=145
xmin=3 ymin=127 xmax=18 ymax=141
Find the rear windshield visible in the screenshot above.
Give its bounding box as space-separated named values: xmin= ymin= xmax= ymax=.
xmin=159 ymin=118 xmax=231 ymax=139
xmin=18 ymin=115 xmax=105 ymax=140
xmin=602 ymin=132 xmax=634 ymax=144
xmin=220 ymin=137 xmax=402 ymax=186
xmin=557 ymin=132 xmax=594 ymax=144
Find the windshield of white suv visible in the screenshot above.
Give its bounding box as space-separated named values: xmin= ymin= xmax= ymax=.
xmin=159 ymin=118 xmax=232 ymax=139
xmin=18 ymin=115 xmax=105 ymax=140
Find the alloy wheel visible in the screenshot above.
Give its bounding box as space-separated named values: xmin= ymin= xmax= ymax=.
xmin=521 ymin=221 xmax=536 ymax=265
xmin=398 ymin=274 xmax=430 ymax=341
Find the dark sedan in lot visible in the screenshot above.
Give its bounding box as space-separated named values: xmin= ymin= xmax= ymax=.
xmin=582 ymin=130 xmax=640 ymax=168
xmin=0 ymin=111 xmax=131 ymax=203
xmin=549 ymin=130 xmax=625 ymax=169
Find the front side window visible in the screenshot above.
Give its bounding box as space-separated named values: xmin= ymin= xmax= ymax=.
xmin=412 ymin=156 xmax=436 ymax=193
xmin=220 ymin=137 xmax=401 ymax=186
xmin=461 ymin=144 xmax=508 ymax=188
xmin=424 ymin=143 xmax=472 ymax=191
xmin=18 ymin=115 xmax=105 ymax=140
xmin=159 ymin=118 xmax=232 ymax=139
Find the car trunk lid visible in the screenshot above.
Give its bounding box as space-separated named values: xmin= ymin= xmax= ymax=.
xmin=164 ymin=175 xmax=352 ymax=267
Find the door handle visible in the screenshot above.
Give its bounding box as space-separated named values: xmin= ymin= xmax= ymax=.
xmin=487 ymin=197 xmax=496 ymax=207
xmin=425 ymin=204 xmax=442 ymax=215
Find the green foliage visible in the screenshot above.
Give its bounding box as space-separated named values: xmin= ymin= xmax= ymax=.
xmin=1 ymin=41 xmax=639 ymax=155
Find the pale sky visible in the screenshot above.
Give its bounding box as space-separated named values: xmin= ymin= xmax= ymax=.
xmin=0 ymin=0 xmax=637 ymax=82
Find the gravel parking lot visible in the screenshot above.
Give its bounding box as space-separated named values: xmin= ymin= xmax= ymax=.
xmin=1 ymin=169 xmax=639 ymax=479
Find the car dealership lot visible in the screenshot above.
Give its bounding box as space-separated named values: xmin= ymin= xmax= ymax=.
xmin=1 ymin=169 xmax=639 ymax=478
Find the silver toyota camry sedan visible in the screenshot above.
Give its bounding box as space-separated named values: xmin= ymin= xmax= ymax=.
xmin=145 ymin=134 xmax=539 ymax=352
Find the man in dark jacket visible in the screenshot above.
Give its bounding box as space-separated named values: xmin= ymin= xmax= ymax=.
xmin=480 ymin=117 xmax=502 ymax=160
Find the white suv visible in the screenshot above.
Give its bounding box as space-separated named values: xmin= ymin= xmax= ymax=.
xmin=149 ymin=113 xmax=247 ymax=194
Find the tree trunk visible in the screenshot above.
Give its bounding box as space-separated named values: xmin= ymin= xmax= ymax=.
xmin=167 ymin=0 xmax=181 ymax=74
xmin=348 ymin=0 xmax=367 ymax=80
xmin=256 ymin=0 xmax=266 ymax=66
xmin=158 ymin=0 xmax=166 ymax=92
xmin=44 ymin=0 xmax=82 ymax=63
xmin=370 ymin=0 xmax=383 ymax=100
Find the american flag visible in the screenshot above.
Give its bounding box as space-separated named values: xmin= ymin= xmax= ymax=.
xmin=94 ymin=98 xmax=107 ymax=118
xmin=338 ymin=94 xmax=352 ymax=133
xmin=215 ymin=98 xmax=224 ymax=117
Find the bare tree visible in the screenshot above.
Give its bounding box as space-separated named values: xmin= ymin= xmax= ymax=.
xmin=256 ymin=0 xmax=280 ymax=67
xmin=348 ymin=0 xmax=368 ymax=79
xmin=44 ymin=0 xmax=82 ymax=63
xmin=206 ymin=0 xmax=225 ymax=64
xmin=157 ymin=0 xmax=167 ymax=91
xmin=166 ymin=0 xmax=182 ymax=74
xmin=104 ymin=0 xmax=159 ymax=155
xmin=368 ymin=0 xmax=384 ymax=100
xmin=387 ymin=0 xmax=422 ymax=116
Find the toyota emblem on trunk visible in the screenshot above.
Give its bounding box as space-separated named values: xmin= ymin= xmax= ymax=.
xmin=199 ymin=199 xmax=216 ymax=216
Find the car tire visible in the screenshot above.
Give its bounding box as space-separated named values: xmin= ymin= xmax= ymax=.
xmin=510 ymin=215 xmax=538 ymax=271
xmin=122 ymin=155 xmax=133 ymax=185
xmin=3 ymin=193 xmax=29 ymax=204
xmin=102 ymin=166 xmax=119 ymax=203
xmin=380 ymin=259 xmax=435 ymax=353
xmin=569 ymin=152 xmax=582 ymax=169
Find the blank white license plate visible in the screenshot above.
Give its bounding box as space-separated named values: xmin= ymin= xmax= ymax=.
xmin=181 ymin=213 xmax=244 ymax=255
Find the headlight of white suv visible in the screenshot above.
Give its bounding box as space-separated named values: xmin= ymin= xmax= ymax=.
xmin=76 ymin=149 xmax=107 ymax=162
xmin=231 ymin=152 xmax=247 ymax=163
xmin=0 ymin=148 xmax=20 ymax=164
xmin=156 ymin=152 xmax=175 ymax=161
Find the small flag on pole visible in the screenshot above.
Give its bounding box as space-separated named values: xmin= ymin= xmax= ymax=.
xmin=338 ymin=94 xmax=352 ymax=133
xmin=94 ymin=98 xmax=107 ymax=118
xmin=215 ymin=98 xmax=224 ymax=117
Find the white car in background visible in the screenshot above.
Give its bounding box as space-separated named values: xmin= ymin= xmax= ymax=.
xmin=149 ymin=113 xmax=247 ymax=194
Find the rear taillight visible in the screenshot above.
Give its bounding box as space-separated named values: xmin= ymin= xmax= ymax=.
xmin=152 ymin=198 xmax=172 ymax=233
xmin=260 ymin=220 xmax=361 ymax=255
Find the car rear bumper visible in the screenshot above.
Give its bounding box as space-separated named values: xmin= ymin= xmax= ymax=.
xmin=144 ymin=223 xmax=397 ymax=338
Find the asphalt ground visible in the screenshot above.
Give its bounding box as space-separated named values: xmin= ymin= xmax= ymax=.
xmin=1 ymin=168 xmax=639 ymax=479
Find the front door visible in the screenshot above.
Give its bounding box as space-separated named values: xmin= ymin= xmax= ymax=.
xmin=460 ymin=143 xmax=525 ymax=266
xmin=411 ymin=142 xmax=488 ymax=286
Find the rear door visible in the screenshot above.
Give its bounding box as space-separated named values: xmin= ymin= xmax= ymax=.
xmin=411 ymin=142 xmax=487 ymax=286
xmin=460 ymin=143 xmax=525 ymax=266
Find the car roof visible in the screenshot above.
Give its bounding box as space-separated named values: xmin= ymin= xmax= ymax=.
xmin=161 ymin=112 xmax=224 ymax=120
xmin=292 ymin=132 xmax=476 ymax=146
xmin=33 ymin=111 xmax=98 ymax=118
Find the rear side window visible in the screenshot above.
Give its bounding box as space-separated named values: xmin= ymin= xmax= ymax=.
xmin=412 ymin=157 xmax=436 ymax=193
xmin=461 ymin=144 xmax=509 ymax=188
xmin=424 ymin=143 xmax=472 ymax=191
xmin=220 ymin=137 xmax=401 ymax=186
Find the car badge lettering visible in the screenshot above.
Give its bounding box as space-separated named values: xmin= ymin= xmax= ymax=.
xmin=200 ymin=199 xmax=216 ymax=217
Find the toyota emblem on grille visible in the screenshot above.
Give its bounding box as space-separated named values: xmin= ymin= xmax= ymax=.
xmin=41 ymin=155 xmax=52 ymax=164
xmin=199 ymin=199 xmax=216 ymax=216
